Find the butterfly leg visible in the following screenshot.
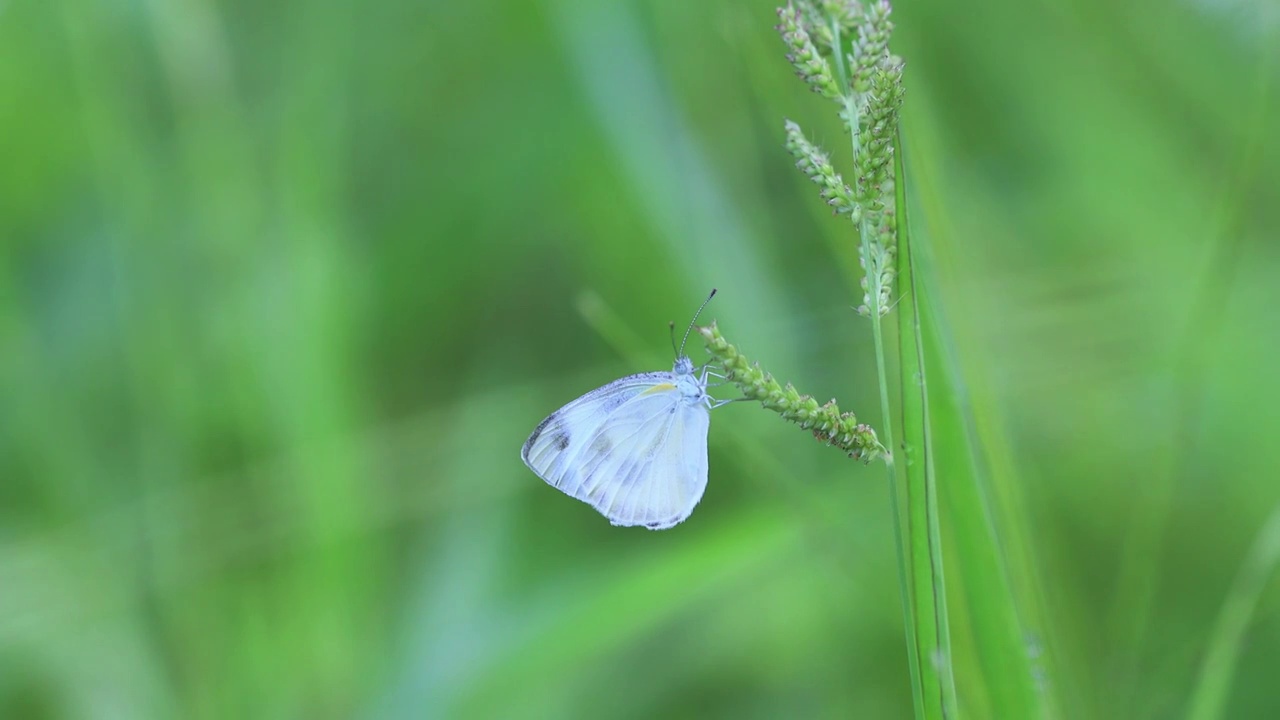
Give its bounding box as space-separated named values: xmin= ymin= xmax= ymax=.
xmin=698 ymin=364 xmax=727 ymax=383
xmin=707 ymin=396 xmax=747 ymax=409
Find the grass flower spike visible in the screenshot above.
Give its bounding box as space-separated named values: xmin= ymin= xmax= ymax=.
xmin=776 ymin=3 xmax=842 ymax=100
xmin=852 ymin=65 xmax=904 ymax=316
xmin=819 ymin=0 xmax=864 ymax=34
xmin=772 ymin=4 xmax=966 ymax=719
xmin=849 ymin=0 xmax=895 ymax=95
xmin=699 ymin=322 xmax=883 ymax=461
xmin=785 ymin=120 xmax=860 ymax=217
xmin=775 ymin=0 xmax=905 ymax=317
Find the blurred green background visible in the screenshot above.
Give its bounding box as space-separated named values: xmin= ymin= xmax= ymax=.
xmin=3 ymin=0 xmax=1279 ymax=717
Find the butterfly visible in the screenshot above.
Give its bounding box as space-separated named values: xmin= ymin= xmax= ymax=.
xmin=521 ymin=291 xmax=727 ymax=530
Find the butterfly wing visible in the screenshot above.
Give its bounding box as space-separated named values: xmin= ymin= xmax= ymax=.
xmin=522 ymin=373 xmax=710 ymax=529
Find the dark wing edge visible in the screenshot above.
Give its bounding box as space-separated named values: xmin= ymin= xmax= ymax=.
xmin=519 ymin=371 xmax=671 ymax=469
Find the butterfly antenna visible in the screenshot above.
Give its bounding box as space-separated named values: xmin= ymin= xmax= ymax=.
xmin=678 ymin=288 xmax=717 ymax=356
xmin=668 ymin=321 xmax=678 ymax=357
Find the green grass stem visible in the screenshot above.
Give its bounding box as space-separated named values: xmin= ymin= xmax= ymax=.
xmin=1186 ymin=505 xmax=1280 ymax=720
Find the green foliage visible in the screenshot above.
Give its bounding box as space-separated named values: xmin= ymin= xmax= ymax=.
xmin=1187 ymin=504 xmax=1280 ymax=720
xmin=2 ymin=0 xmax=1279 ymax=719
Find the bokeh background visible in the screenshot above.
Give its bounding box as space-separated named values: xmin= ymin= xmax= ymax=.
xmin=3 ymin=0 xmax=1279 ymax=717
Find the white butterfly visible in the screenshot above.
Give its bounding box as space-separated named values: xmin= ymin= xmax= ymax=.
xmin=521 ymin=292 xmax=725 ymax=530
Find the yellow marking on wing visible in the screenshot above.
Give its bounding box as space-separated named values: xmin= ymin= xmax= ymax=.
xmin=641 ymin=383 xmax=677 ymax=394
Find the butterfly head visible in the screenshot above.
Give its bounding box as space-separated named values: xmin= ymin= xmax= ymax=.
xmin=673 ymin=355 xmax=695 ymax=376
xmin=665 ymin=289 xmax=716 ymax=403
xmin=672 ymin=355 xmax=707 ymax=401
